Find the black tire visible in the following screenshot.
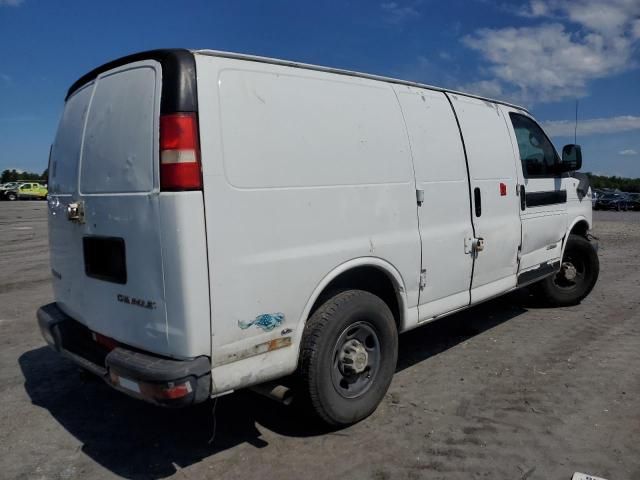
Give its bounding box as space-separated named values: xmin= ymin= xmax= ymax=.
xmin=535 ymin=234 xmax=599 ymax=306
xmin=299 ymin=290 xmax=398 ymax=426
xmin=6 ymin=192 xmax=17 ymax=201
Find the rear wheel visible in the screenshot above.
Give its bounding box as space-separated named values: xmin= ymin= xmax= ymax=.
xmin=299 ymin=290 xmax=398 ymax=426
xmin=534 ymin=234 xmax=599 ymax=306
xmin=6 ymin=192 xmax=17 ymax=201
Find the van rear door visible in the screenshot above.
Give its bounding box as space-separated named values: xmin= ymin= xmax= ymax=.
xmin=48 ymin=59 xmax=183 ymax=357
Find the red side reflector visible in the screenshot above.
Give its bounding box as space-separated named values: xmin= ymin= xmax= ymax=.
xmin=500 ymin=182 xmax=507 ymax=196
xmin=160 ymin=113 xmax=202 ymax=190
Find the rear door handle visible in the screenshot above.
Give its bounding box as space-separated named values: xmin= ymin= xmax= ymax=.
xmin=474 ymin=187 xmax=481 ymax=217
xmin=67 ymin=201 xmax=85 ymax=224
xmin=520 ymin=185 xmax=526 ymax=211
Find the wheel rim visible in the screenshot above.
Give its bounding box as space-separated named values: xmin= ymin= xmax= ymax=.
xmin=331 ymin=321 xmax=380 ymax=399
xmin=553 ymin=253 xmax=586 ymax=290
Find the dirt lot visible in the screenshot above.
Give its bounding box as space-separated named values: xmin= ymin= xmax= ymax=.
xmin=0 ymin=201 xmax=638 ymax=480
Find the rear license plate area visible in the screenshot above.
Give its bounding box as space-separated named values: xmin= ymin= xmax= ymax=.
xmin=83 ymin=236 xmax=127 ymax=284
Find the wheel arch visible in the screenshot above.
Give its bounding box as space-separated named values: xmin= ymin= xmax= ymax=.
xmin=294 ymin=257 xmax=409 ymax=356
xmin=562 ymin=216 xmax=591 ymax=258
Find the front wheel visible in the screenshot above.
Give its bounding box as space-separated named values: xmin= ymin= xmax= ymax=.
xmin=6 ymin=192 xmax=17 ymax=201
xmin=534 ymin=234 xmax=599 ymax=306
xmin=299 ymin=290 xmax=398 ymax=426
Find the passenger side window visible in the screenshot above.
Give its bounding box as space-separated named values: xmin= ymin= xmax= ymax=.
xmin=509 ymin=113 xmax=559 ymax=177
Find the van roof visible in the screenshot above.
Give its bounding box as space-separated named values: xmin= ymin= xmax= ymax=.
xmin=195 ymin=49 xmax=529 ymax=113
xmin=67 ymin=48 xmax=528 ymax=113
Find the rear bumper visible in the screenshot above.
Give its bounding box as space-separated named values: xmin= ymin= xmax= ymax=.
xmin=37 ymin=303 xmax=211 ymax=407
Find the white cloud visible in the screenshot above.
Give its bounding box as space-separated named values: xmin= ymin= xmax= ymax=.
xmin=380 ymin=2 xmax=420 ymax=25
xmin=619 ymin=149 xmax=638 ymax=156
xmin=462 ymin=0 xmax=640 ymax=104
xmin=520 ymin=0 xmax=640 ymax=36
xmin=0 ymin=0 xmax=24 ymax=6
xmin=541 ymin=115 xmax=640 ymax=137
xmin=513 ymin=0 xmax=551 ymax=18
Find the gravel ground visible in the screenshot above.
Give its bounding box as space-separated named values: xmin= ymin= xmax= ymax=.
xmin=0 ymin=202 xmax=638 ymax=480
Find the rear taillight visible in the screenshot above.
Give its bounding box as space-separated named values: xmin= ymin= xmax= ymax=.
xmin=159 ymin=113 xmax=202 ymax=190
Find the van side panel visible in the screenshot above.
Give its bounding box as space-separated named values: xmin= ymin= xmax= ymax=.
xmin=195 ymin=54 xmax=421 ymax=391
xmin=158 ymin=192 xmax=211 ymax=357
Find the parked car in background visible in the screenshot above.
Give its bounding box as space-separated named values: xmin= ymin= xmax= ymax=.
xmin=3 ymin=182 xmax=48 ymax=201
xmin=1 ymin=181 xmax=21 ymax=192
xmin=628 ymin=193 xmax=640 ymax=211
xmin=594 ymin=192 xmax=631 ymax=211
xmin=0 ymin=182 xmax=22 ymax=200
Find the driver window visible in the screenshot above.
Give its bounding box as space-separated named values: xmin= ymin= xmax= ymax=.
xmin=509 ymin=113 xmax=559 ymax=177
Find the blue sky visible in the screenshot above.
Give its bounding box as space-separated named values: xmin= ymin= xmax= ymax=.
xmin=1 ymin=0 xmax=639 ymax=177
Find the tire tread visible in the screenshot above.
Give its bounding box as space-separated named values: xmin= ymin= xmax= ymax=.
xmin=299 ymin=290 xmax=396 ymax=425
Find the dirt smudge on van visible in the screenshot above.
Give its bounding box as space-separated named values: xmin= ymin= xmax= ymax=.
xmin=215 ymin=336 xmax=292 ymax=366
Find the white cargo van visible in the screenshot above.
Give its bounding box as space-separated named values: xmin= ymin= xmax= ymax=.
xmin=38 ymin=49 xmax=598 ymax=426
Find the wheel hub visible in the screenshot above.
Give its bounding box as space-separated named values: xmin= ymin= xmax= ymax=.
xmin=339 ymin=339 xmax=369 ymax=375
xmin=561 ymin=261 xmax=577 ymax=281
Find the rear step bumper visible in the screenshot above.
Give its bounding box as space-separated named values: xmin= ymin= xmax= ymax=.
xmin=37 ymin=303 xmax=211 ymax=407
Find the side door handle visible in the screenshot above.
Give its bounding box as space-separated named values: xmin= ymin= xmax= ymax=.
xmin=474 ymin=187 xmax=482 ymax=217
xmin=465 ymin=236 xmax=485 ymax=254
xmin=519 ymin=185 xmax=526 ymax=211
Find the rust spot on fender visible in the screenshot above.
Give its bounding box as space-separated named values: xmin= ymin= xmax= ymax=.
xmin=215 ymin=337 xmax=292 ymax=367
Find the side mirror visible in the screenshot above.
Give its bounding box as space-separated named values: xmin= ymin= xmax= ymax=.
xmin=560 ymin=144 xmax=582 ymax=172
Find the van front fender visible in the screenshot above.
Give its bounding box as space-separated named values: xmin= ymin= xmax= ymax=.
xmin=562 ymin=215 xmax=592 ymax=259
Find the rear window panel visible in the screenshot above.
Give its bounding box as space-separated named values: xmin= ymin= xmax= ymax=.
xmin=80 ymin=63 xmax=160 ymax=194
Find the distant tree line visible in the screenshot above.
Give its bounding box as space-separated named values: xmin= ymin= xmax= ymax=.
xmin=1 ymin=168 xmax=48 ymax=183
xmin=587 ymin=173 xmax=640 ymax=193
